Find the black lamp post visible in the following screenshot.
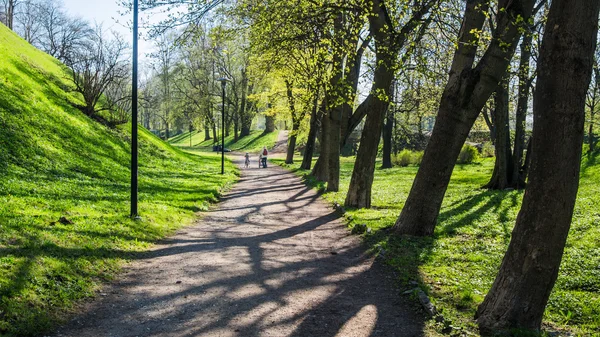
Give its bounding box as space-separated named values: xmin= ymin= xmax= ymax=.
xmin=131 ymin=0 xmax=139 ymax=218
xmin=217 ymin=77 xmax=227 ymax=174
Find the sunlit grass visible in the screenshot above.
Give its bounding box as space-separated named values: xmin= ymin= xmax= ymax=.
xmin=0 ymin=24 xmax=238 ymax=336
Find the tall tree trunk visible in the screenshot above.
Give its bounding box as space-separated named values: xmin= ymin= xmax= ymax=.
xmin=311 ymin=104 xmax=330 ymax=182
xmin=212 ymin=123 xmax=217 ymax=144
xmin=476 ymin=0 xmax=599 ymax=333
xmin=225 ymin=101 xmax=231 ymax=137
xmin=484 ymin=79 xmax=514 ymax=189
xmin=264 ymin=115 xmax=275 ymax=133
xmin=393 ymin=0 xmax=535 ymax=236
xmin=511 ymin=31 xmax=533 ymax=188
xmin=344 ymin=0 xmax=397 ymax=208
xmin=341 ymin=36 xmax=372 ymax=147
xmin=301 ymin=96 xmax=322 ymax=170
xmin=285 ymin=80 xmax=298 ymax=164
xmin=234 ymin=109 xmax=239 ymax=142
xmin=325 ymin=14 xmax=346 ymax=192
xmin=589 ymin=67 xmax=599 ymax=153
xmin=7 ymin=0 xmax=15 ymax=30
xmin=240 ymin=73 xmax=251 ymax=137
xmin=381 ymin=104 xmax=394 ymax=169
xmin=204 ymin=126 xmax=211 ymax=141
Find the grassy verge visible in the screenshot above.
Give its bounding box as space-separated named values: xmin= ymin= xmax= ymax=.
xmin=274 ymin=155 xmax=600 ymax=336
xmin=170 ymin=130 xmax=279 ymax=153
xmin=0 ymin=24 xmax=238 ymax=336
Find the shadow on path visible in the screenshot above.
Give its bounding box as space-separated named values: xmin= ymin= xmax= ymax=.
xmin=53 ymin=157 xmax=425 ymax=337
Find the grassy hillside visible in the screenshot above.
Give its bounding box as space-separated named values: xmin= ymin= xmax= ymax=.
xmin=170 ymin=129 xmax=279 ymax=153
xmin=0 ymin=24 xmax=237 ymax=336
xmin=276 ymin=155 xmax=600 ymax=336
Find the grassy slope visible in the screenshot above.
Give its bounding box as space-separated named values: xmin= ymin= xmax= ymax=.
xmin=0 ymin=24 xmax=237 ymax=336
xmin=170 ymin=130 xmax=279 ymax=153
xmin=275 ymin=155 xmax=600 ymax=336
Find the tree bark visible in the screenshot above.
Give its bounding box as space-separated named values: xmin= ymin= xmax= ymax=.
xmin=476 ymin=0 xmax=599 ymax=333
xmin=311 ymin=105 xmax=330 ymax=182
xmin=381 ymin=102 xmax=394 ymax=169
xmin=240 ymin=74 xmax=252 ymax=137
xmin=484 ymin=78 xmax=514 ymax=189
xmin=301 ymin=97 xmax=322 ymax=170
xmin=340 ymin=35 xmax=372 ymax=147
xmin=393 ymin=0 xmax=535 ymax=236
xmin=264 ymin=115 xmax=275 ymax=133
xmin=285 ymin=79 xmax=299 ymax=164
xmin=511 ymin=31 xmax=533 ymax=188
xmin=344 ymin=0 xmax=397 ymax=208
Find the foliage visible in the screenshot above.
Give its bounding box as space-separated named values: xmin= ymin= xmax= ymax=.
xmin=480 ymin=141 xmax=495 ymax=158
xmin=275 ymin=154 xmax=600 ymax=335
xmin=457 ymin=144 xmax=480 ymax=164
xmin=0 ymin=25 xmax=237 ymax=336
xmin=392 ymin=149 xmax=423 ymax=167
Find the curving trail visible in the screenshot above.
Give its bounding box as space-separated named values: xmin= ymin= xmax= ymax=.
xmin=54 ymin=156 xmax=424 ymax=337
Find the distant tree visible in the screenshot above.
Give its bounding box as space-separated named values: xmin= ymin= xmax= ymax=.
xmin=37 ymin=0 xmax=92 ymax=64
xmin=67 ymin=25 xmax=128 ymax=124
xmin=1 ymin=0 xmax=20 ymax=30
xmin=15 ymin=0 xmax=41 ymax=44
xmin=149 ymin=31 xmax=178 ymax=139
xmin=476 ymin=0 xmax=600 ymax=333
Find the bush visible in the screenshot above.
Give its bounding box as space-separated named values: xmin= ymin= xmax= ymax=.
xmin=481 ymin=142 xmax=495 ymax=158
xmin=393 ymin=149 xmax=413 ymax=167
xmin=457 ymin=144 xmax=479 ymax=164
xmin=392 ymin=150 xmax=424 ymax=167
xmin=412 ymin=151 xmax=424 ymax=165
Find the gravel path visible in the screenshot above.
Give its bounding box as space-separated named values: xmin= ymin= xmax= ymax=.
xmin=54 ymin=157 xmax=424 ymax=337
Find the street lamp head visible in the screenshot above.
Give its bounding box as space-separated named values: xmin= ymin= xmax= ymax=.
xmin=217 ymin=77 xmax=228 ymax=89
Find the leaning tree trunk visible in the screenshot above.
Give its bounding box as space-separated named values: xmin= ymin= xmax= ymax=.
xmin=301 ymin=94 xmax=322 ymax=170
xmin=484 ymin=79 xmax=514 ymax=189
xmin=476 ymin=1 xmax=599 ymax=333
xmin=393 ymin=0 xmax=535 ymax=236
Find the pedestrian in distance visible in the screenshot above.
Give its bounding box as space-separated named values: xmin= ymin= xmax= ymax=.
xmin=261 ymin=146 xmax=268 ymax=168
xmin=244 ymin=152 xmax=250 ymax=168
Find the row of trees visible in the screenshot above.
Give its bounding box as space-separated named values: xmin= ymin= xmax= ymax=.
xmin=125 ymin=0 xmax=600 ymax=334
xmin=4 ymin=0 xmax=599 ymax=333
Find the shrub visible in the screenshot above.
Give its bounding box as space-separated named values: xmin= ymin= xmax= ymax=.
xmin=481 ymin=142 xmax=495 ymax=158
xmin=392 ymin=150 xmax=424 ymax=167
xmin=412 ymin=151 xmax=424 ymax=165
xmin=393 ymin=149 xmax=413 ymax=167
xmin=457 ymin=144 xmax=479 ymax=164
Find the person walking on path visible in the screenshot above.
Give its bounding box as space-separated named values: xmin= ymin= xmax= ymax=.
xmin=244 ymin=152 xmax=250 ymax=168
xmin=261 ymin=146 xmax=268 ymax=168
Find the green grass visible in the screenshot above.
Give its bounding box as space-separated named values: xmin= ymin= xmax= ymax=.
xmin=0 ymin=24 xmax=238 ymax=336
xmin=275 ymin=154 xmax=600 ymax=336
xmin=170 ymin=129 xmax=279 ymax=153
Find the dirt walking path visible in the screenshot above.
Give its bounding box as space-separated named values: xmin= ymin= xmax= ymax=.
xmin=54 ymin=157 xmax=424 ymax=337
